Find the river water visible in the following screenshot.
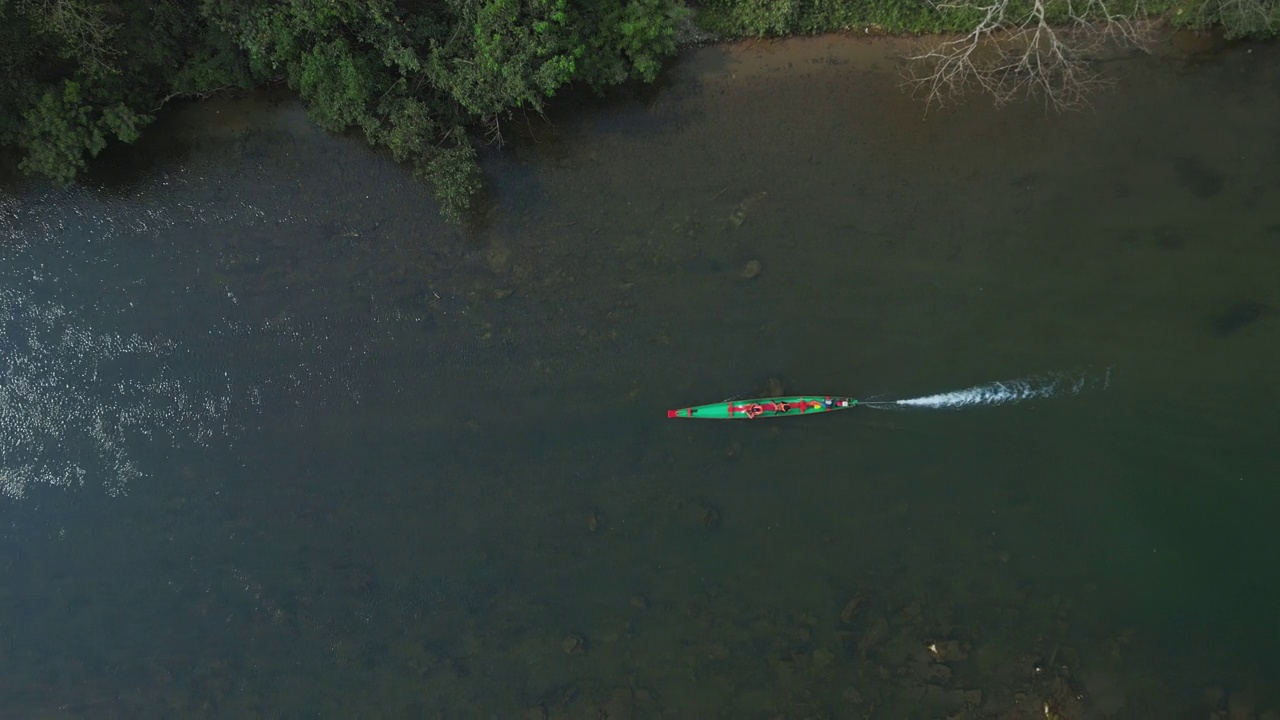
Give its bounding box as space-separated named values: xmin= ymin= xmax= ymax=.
xmin=1 ymin=33 xmax=1278 ymax=718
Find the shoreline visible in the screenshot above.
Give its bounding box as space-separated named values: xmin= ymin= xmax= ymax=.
xmin=0 ymin=12 xmax=1260 ymax=210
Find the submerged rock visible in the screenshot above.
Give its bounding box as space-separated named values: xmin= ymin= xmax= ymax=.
xmin=1212 ymin=301 xmax=1268 ymax=336
xmin=840 ymin=593 xmax=866 ymax=625
xmin=728 ymin=191 xmax=767 ymax=228
xmin=1173 ymin=156 xmax=1224 ymax=199
xmin=561 ymin=634 xmax=585 ymax=655
xmin=700 ymin=503 xmax=721 ymax=530
xmin=485 ymin=244 xmax=511 ymax=274
xmin=1227 ymin=689 xmax=1257 ymax=720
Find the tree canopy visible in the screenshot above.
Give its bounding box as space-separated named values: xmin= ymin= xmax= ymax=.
xmin=0 ymin=0 xmax=685 ymax=222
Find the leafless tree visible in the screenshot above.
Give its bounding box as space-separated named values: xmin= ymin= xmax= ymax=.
xmin=17 ymin=0 xmax=122 ymax=77
xmin=904 ymin=0 xmax=1153 ymax=112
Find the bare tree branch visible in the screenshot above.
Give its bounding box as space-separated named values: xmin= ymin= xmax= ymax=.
xmin=903 ymin=0 xmax=1153 ymax=113
xmin=484 ymin=115 xmax=505 ymax=148
xmin=17 ymin=0 xmax=123 ymax=78
xmin=151 ymin=84 xmax=234 ymax=113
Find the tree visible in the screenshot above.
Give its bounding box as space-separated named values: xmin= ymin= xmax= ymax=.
xmin=903 ymin=0 xmax=1152 ymax=112
xmin=1 ymin=0 xmax=254 ymax=187
xmin=14 ymin=0 xmax=123 ymax=79
xmin=1197 ymin=0 xmax=1279 ymax=38
xmin=18 ymin=80 xmax=146 ymax=184
xmin=1 ymin=0 xmax=684 ymax=223
xmin=204 ymin=0 xmax=683 ymax=224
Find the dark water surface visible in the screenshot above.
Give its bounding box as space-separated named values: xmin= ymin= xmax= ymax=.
xmin=2 ymin=34 xmax=1279 ymax=718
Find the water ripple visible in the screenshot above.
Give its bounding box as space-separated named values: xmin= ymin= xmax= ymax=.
xmin=0 ymin=170 xmax=385 ymax=499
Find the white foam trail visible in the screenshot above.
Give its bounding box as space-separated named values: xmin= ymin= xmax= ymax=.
xmin=890 ymin=370 xmax=1108 ymax=409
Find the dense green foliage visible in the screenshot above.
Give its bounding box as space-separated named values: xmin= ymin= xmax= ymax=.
xmin=1 ymin=0 xmax=1273 ymax=221
xmin=1183 ymin=0 xmax=1280 ymax=38
xmin=692 ymin=0 xmax=1275 ymax=38
xmin=0 ymin=0 xmax=685 ymax=222
xmin=691 ymin=0 xmax=957 ymax=36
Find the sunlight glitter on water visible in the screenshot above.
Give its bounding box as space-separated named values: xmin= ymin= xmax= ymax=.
xmin=0 ymin=172 xmax=380 ymax=499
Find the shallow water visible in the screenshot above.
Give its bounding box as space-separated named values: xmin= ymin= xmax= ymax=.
xmin=1 ymin=34 xmax=1278 ymax=717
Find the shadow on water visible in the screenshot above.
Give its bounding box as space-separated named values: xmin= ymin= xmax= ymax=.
xmin=78 ymin=103 xmax=206 ymax=195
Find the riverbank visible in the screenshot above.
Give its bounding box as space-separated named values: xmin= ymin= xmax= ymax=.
xmin=2 ymin=0 xmax=1274 ymax=225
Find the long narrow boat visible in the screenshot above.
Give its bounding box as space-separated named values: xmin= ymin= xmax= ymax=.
xmin=667 ymin=395 xmax=858 ymax=419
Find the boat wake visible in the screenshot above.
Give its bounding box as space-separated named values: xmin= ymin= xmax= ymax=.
xmin=867 ymin=369 xmax=1111 ymax=410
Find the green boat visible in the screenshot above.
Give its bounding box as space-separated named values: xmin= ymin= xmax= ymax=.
xmin=667 ymin=395 xmax=858 ymax=419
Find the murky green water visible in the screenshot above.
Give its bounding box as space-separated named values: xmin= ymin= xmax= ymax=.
xmin=2 ymin=34 xmax=1278 ymax=718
